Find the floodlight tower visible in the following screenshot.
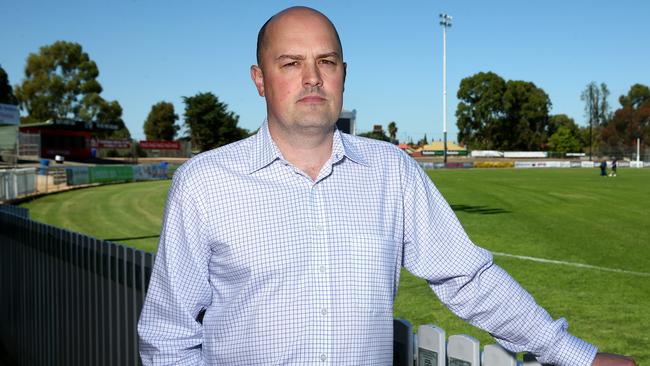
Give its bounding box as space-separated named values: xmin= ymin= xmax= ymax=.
xmin=439 ymin=13 xmax=452 ymax=164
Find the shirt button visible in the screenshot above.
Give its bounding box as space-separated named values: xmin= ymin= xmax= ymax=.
xmin=315 ymin=224 xmax=325 ymax=231
xmin=319 ymin=265 xmax=326 ymax=273
xmin=321 ymin=308 xmax=327 ymax=315
xmin=320 ymin=353 xmax=327 ymax=361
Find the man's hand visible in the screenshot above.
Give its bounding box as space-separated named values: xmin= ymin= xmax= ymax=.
xmin=592 ymin=353 xmax=637 ymax=366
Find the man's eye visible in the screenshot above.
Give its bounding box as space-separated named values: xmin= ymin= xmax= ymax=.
xmin=320 ymin=59 xmax=336 ymax=65
xmin=283 ymin=61 xmax=299 ymax=68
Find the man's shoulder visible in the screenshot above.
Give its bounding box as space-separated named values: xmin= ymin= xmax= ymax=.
xmin=174 ymin=136 xmax=255 ymax=181
xmin=341 ymin=132 xmax=409 ymax=164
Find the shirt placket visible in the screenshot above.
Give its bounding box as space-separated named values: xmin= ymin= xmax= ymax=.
xmin=310 ymin=181 xmax=333 ymax=364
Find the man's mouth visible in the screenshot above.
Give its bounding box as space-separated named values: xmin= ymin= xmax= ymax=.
xmin=297 ymin=95 xmax=327 ymax=103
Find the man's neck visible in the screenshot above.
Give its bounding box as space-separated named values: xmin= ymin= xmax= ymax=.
xmin=267 ymin=122 xmax=334 ymax=181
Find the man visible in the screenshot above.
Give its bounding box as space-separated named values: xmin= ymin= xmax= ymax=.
xmin=138 ymin=7 xmax=636 ymax=365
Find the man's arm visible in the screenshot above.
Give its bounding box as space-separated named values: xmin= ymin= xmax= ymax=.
xmin=399 ymin=156 xmax=634 ymax=366
xmin=138 ymin=169 xmax=212 ymax=365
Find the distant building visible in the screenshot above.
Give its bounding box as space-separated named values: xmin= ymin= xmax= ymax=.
xmin=419 ymin=141 xmax=467 ymax=156
xmin=19 ymin=118 xmax=118 ymax=160
xmin=336 ymin=109 xmax=356 ymax=135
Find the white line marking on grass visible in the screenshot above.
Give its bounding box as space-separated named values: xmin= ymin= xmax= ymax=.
xmin=492 ymin=251 xmax=650 ymax=277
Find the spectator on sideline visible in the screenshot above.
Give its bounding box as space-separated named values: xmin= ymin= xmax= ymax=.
xmin=610 ymin=158 xmax=618 ymax=177
xmin=600 ymin=159 xmax=608 ymax=176
xmin=138 ymin=6 xmax=636 ymax=366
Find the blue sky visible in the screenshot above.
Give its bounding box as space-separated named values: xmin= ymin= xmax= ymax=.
xmin=2 ymin=0 xmax=649 ymax=142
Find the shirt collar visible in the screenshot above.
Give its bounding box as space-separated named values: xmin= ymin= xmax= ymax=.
xmin=334 ymin=128 xmax=369 ymax=167
xmin=248 ymin=120 xmax=283 ymax=174
xmin=248 ymin=120 xmax=370 ymax=174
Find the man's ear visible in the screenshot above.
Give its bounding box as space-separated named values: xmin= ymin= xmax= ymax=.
xmin=251 ymin=65 xmax=265 ymax=97
xmin=342 ymin=62 xmax=347 ymax=92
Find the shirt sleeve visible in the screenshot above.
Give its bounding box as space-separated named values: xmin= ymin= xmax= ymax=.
xmin=138 ymin=168 xmax=212 ymax=365
xmin=400 ymin=158 xmax=597 ymax=366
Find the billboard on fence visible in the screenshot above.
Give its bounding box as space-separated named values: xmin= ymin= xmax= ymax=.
xmin=139 ymin=140 xmax=180 ymax=150
xmin=0 ymin=104 xmax=20 ymax=126
xmin=471 ymin=150 xmax=504 ymax=158
xmin=134 ymin=164 xmax=168 ymax=181
xmin=504 ymin=151 xmax=548 ymax=158
xmin=514 ymin=161 xmax=571 ymax=168
xmin=97 ymin=139 xmax=131 ymax=149
xmin=66 ymin=167 xmax=90 ymax=185
xmin=88 ymin=166 xmax=134 ymax=183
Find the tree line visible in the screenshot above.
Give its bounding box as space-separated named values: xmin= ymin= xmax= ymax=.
xmin=1 ymin=41 xmax=246 ymax=152
xmin=2 ymin=42 xmax=648 ymax=155
xmin=456 ymin=71 xmax=649 ymax=155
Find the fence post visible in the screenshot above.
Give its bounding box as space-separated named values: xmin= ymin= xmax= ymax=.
xmin=393 ymin=318 xmax=414 ymax=366
xmin=416 ymin=324 xmax=446 ymax=366
xmin=448 ymin=334 xmax=480 ymax=366
xmin=483 ymin=344 xmax=517 ymax=366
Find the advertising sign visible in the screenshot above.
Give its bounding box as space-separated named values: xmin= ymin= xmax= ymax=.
xmin=65 ymin=167 xmax=90 ymax=186
xmin=98 ymin=139 xmax=131 ymax=149
xmin=0 ymin=104 xmax=20 ymax=125
xmin=88 ymin=166 xmax=134 ymax=183
xmin=139 ymin=140 xmax=181 ymax=150
xmin=133 ymin=164 xmax=168 ymax=181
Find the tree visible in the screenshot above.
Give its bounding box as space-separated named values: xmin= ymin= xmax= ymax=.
xmin=96 ymin=99 xmax=130 ymax=139
xmin=183 ymin=92 xmax=248 ymax=152
xmin=0 ymin=65 xmax=18 ymax=105
xmin=358 ymin=124 xmax=390 ymax=142
xmin=547 ymin=125 xmax=582 ymax=153
xmin=456 ymin=71 xmax=551 ymax=150
xmin=548 ymin=114 xmax=580 ymax=138
xmin=416 ymin=133 xmax=428 ymax=147
xmin=618 ymin=83 xmax=650 ymax=109
xmin=14 ymin=40 xmax=129 ymax=136
xmin=387 ymin=121 xmax=398 ymax=143
xmin=358 ymin=131 xmax=390 ymax=142
xmin=548 ymin=114 xmax=584 ymax=152
xmin=456 ymin=71 xmax=506 ymax=150
xmin=581 ymin=82 xmax=611 ymax=159
xmin=501 ymin=80 xmax=551 ymax=150
xmin=144 ymin=102 xmax=179 ymax=141
xmin=600 ymin=83 xmax=650 ymax=156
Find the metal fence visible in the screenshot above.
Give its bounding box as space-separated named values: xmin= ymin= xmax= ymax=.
xmin=1 ymin=204 xmax=547 ymax=366
xmin=394 ymin=319 xmax=545 ymax=366
xmin=0 ymin=205 xmax=154 ymax=366
xmin=0 ymin=168 xmax=37 ymax=201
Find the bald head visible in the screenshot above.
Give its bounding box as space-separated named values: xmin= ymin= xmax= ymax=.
xmin=256 ymin=6 xmax=343 ymax=67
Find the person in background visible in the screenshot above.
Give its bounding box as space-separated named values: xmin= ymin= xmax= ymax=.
xmin=138 ymin=6 xmax=637 ymax=366
xmin=600 ymin=159 xmax=608 ymax=176
xmin=610 ymin=158 xmax=618 ymax=177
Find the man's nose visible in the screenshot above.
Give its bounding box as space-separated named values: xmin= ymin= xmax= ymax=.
xmin=302 ymin=62 xmax=323 ymax=88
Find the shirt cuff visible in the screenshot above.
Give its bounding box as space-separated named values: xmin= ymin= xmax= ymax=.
xmin=541 ymin=332 xmax=598 ymax=366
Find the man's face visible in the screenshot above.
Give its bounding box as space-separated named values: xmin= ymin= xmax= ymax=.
xmin=251 ymin=9 xmax=346 ymax=134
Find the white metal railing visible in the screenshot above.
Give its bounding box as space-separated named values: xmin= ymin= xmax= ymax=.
xmin=394 ymin=319 xmax=546 ymax=366
xmin=0 ymin=168 xmax=37 ymax=201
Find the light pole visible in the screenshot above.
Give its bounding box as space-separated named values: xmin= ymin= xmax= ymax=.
xmin=439 ymin=13 xmax=452 ymax=164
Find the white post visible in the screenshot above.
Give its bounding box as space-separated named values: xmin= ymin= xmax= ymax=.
xmin=393 ymin=318 xmax=414 ymax=366
xmin=637 ymin=138 xmax=641 ymax=164
xmin=443 ymin=22 xmax=447 ymax=165
xmin=439 ymin=14 xmax=452 ymax=165
xmin=447 ymin=334 xmax=480 ymax=366
xmin=417 ymin=325 xmax=446 ymax=366
xmin=482 ymin=344 xmax=517 ymax=366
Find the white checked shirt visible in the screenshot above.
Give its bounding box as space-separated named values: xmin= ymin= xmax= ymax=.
xmin=138 ymin=121 xmax=597 ymax=365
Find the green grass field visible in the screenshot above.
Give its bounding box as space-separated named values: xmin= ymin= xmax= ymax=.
xmin=21 ymin=168 xmax=650 ymax=363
